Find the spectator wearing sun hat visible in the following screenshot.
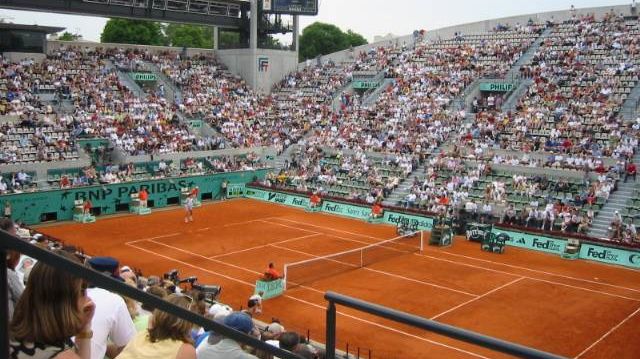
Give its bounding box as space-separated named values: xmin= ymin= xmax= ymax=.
xmin=196 ymin=312 xmax=259 ymax=359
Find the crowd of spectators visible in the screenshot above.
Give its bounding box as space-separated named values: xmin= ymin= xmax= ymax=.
xmin=396 ymin=151 xmax=624 ymax=234
xmin=458 ymin=14 xmax=640 ymax=166
xmin=1 ymin=47 xmax=223 ymax=160
xmin=265 ymin=142 xmax=414 ymax=203
xmin=1 ymin=13 xmax=640 ymax=242
xmin=4 ymin=220 xmax=325 ymax=359
xmin=307 ymin=25 xmax=541 ymax=157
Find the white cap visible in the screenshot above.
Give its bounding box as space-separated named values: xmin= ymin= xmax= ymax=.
xmin=208 ymin=302 xmax=233 ymax=317
xmin=267 ymin=322 xmax=285 ymax=335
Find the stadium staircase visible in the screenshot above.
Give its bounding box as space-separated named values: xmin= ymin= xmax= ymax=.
xmin=382 ymin=165 xmax=425 ymax=206
xmin=620 ymin=82 xmax=640 ymax=121
xmin=272 ymin=144 xmax=301 ymax=170
xmin=501 ymin=78 xmax=533 ymax=112
xmin=504 ymin=27 xmax=552 ymax=80
xmin=140 ymin=62 xmax=227 ymax=145
xmin=331 ymin=82 xmax=355 ymax=112
xmin=104 ymin=60 xmax=145 ymax=98
xmin=450 ymin=78 xmax=482 ymax=112
xmin=145 ymin=62 xmax=184 ymax=105
xmin=362 ymin=78 xmax=395 ymax=107
xmin=588 ymin=152 xmax=640 ymax=238
xmin=498 ymin=28 xmax=552 ymax=112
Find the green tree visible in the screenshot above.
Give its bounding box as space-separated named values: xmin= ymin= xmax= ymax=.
xmin=298 ymin=22 xmax=368 ymax=61
xmin=57 ymin=31 xmax=82 ymax=41
xmin=165 ymin=23 xmax=213 ymax=48
xmin=100 ymin=18 xmax=167 ymax=46
xmin=219 ymin=31 xmax=241 ymax=49
xmin=344 ymin=30 xmax=368 ymax=47
xmin=259 ymin=35 xmax=284 ymax=50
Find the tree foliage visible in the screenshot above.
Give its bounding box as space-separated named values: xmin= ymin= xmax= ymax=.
xmin=57 ymin=32 xmax=82 ymax=41
xmin=219 ymin=31 xmax=241 ymax=49
xmin=165 ymin=23 xmax=213 ymax=49
xmin=100 ymin=18 xmax=167 ymax=46
xmin=299 ymin=22 xmax=368 ymax=61
xmin=344 ymin=30 xmax=368 ymax=47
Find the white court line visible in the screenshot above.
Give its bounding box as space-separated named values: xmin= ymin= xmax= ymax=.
xmin=273 ymin=217 xmax=382 ymax=240
xmin=126 ymin=232 xmax=182 ymax=244
xmin=223 ymin=216 xmax=279 ymax=228
xmin=266 ymin=218 xmax=640 ymax=301
xmin=125 ymin=241 xmax=488 ymax=359
xmin=431 ymin=278 xmax=525 ymax=320
xmin=257 ymin=219 xmax=321 ymax=234
xmin=208 ymin=233 xmax=321 ymax=259
xmin=271 ymin=244 xmax=478 ymax=297
xmin=272 ymin=217 xmax=640 ymax=296
xmin=420 ymin=248 xmax=640 ymax=295
xmin=263 ymin=219 xmax=375 ymax=243
xmin=574 ymin=305 xmax=640 ymax=358
xmin=412 ymin=252 xmax=640 ymax=302
xmin=126 ymin=216 xmax=283 ymax=243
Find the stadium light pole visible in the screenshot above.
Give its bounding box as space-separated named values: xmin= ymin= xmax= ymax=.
xmin=250 ymin=0 xmax=258 ymax=50
xmin=293 ymin=15 xmax=300 ymax=53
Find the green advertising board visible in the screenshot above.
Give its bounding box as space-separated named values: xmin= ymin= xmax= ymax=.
xmin=77 ymin=138 xmax=110 ymax=150
xmin=227 ymin=184 xmax=246 ymax=198
xmin=491 ymin=228 xmax=566 ymax=254
xmin=244 ymin=187 xmax=436 ymax=228
xmin=131 ymin=72 xmax=158 ymax=82
xmin=353 ymin=80 xmax=381 ymax=90
xmin=383 ymin=211 xmax=434 ymax=230
xmin=479 ymin=82 xmax=514 ymax=92
xmin=321 ymin=200 xmax=371 ymax=220
xmin=255 ymin=279 xmax=284 ymax=300
xmin=579 ymin=243 xmax=640 ymax=269
xmin=1 ymin=170 xmax=268 ymax=225
xmin=188 ymin=120 xmax=203 ymax=129
xmin=244 ymin=188 xmax=309 ymax=209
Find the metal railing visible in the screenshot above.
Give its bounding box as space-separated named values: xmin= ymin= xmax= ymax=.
xmin=81 ymin=0 xmax=242 ymax=17
xmin=324 ymin=291 xmax=565 ymax=359
xmin=0 ymin=229 xmax=302 ymax=359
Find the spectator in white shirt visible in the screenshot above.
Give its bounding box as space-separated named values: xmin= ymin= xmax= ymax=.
xmin=87 ymin=257 xmax=137 ymax=359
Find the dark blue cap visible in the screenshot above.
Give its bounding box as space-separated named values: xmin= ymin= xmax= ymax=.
xmin=224 ymin=312 xmax=254 ymax=334
xmin=88 ymin=256 xmax=119 ymax=273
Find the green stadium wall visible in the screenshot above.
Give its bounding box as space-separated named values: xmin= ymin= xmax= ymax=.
xmin=1 ymin=169 xmax=269 ymax=225
xmin=244 ymin=186 xmax=640 ymax=270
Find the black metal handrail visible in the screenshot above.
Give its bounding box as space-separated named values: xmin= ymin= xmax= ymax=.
xmin=324 ymin=291 xmax=565 ymax=359
xmin=0 ymin=229 xmax=302 ymax=359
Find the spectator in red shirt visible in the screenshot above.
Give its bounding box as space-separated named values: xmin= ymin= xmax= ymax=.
xmin=370 ymin=203 xmax=383 ymax=218
xmin=83 ymin=199 xmax=92 ymax=215
xmin=262 ymin=262 xmax=281 ymax=281
xmin=139 ymin=188 xmax=148 ymax=207
xmin=310 ymin=193 xmax=322 ymax=208
xmin=59 ymin=175 xmax=71 ymax=189
xmin=625 ymin=162 xmax=637 ymax=183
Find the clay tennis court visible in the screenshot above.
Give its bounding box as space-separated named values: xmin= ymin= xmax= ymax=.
xmin=38 ymin=198 xmax=640 ymax=359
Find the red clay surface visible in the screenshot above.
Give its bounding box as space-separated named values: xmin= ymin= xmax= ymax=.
xmin=38 ymin=198 xmax=640 ymax=359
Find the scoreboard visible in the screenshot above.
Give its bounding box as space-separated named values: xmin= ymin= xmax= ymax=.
xmin=262 ymin=0 xmax=319 ymax=15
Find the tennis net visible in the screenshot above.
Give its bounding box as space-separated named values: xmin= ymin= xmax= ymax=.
xmin=283 ymin=231 xmax=423 ymax=290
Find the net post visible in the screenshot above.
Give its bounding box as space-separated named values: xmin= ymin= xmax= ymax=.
xmin=283 ymin=264 xmax=288 ymax=291
xmin=0 ymin=249 xmax=8 ymax=359
xmin=420 ymin=230 xmax=424 ymax=252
